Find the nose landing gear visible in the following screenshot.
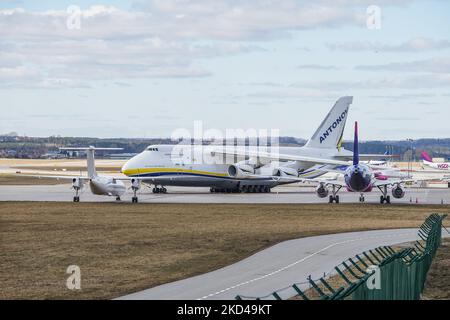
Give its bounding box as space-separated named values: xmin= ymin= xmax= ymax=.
xmin=73 ymin=187 xmax=81 ymax=203
xmin=130 ymin=179 xmax=141 ymax=203
xmin=359 ymin=194 xmax=365 ymax=203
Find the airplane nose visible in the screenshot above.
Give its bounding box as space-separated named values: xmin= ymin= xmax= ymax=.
xmin=121 ymin=159 xmax=134 ymax=175
xmin=122 ymin=153 xmax=143 ymax=176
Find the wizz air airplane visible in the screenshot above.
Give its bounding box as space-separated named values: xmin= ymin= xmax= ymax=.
xmin=280 ymin=122 xmax=415 ymax=204
xmin=122 ymin=96 xmax=393 ymax=194
xmin=422 ymin=151 xmax=450 ymax=171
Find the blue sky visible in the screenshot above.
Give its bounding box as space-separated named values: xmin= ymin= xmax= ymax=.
xmin=1 ymin=0 xmax=449 ymax=139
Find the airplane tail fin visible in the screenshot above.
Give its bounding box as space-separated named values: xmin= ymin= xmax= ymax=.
xmin=421 ymin=151 xmax=433 ymax=163
xmin=305 ymin=96 xmax=353 ymax=149
xmin=353 ymin=122 xmax=359 ymax=166
xmin=60 ymin=146 xmax=123 ymax=179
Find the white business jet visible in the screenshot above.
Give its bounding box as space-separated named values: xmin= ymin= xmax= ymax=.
xmin=22 ymin=147 xmax=142 ymax=203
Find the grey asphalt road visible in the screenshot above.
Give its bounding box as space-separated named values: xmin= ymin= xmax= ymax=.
xmin=118 ymin=228 xmax=450 ymax=300
xmin=0 ymin=184 xmax=449 ymax=204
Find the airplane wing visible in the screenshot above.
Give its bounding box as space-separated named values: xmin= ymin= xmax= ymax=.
xmin=17 ymin=173 xmax=157 ymax=182
xmin=213 ymin=148 xmax=351 ymax=167
xmin=15 ymin=174 xmax=90 ymax=181
xmin=373 ymin=178 xmax=418 ymax=187
xmin=213 ymin=148 xmax=394 ymax=173
xmin=16 ymin=174 xmax=147 ymax=183
xmin=258 ymin=174 xmax=347 ymax=187
xmin=335 ymin=154 xmax=393 ymax=161
xmin=305 ymin=178 xmax=346 ymax=187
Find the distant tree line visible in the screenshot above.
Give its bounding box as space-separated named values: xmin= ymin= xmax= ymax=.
xmin=0 ymin=135 xmax=449 ymax=160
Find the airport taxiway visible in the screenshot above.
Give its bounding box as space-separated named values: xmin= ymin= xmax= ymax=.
xmin=118 ymin=228 xmax=450 ymax=300
xmin=0 ymin=184 xmax=449 ymax=204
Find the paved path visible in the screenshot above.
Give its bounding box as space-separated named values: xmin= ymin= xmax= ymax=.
xmin=118 ymin=228 xmax=450 ymax=300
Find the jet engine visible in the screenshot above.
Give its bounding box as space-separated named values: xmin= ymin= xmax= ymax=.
xmin=236 ymin=160 xmax=259 ymax=174
xmin=316 ymin=184 xmax=329 ymax=198
xmin=228 ymin=165 xmax=252 ymax=179
xmin=392 ymin=185 xmax=405 ymax=199
xmin=228 ymin=160 xmax=261 ymax=178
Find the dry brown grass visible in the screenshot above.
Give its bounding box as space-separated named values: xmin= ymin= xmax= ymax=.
xmin=293 ymin=257 xmax=372 ymax=300
xmin=423 ymin=238 xmax=450 ymax=300
xmin=1 ymin=202 xmax=449 ymax=300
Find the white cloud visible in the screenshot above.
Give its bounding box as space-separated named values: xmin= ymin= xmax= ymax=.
xmin=328 ymin=37 xmax=450 ymax=52
xmin=0 ymin=1 xmax=417 ymax=88
xmin=298 ymin=64 xmax=339 ymax=70
xmin=0 ymin=3 xmax=362 ymax=42
xmin=356 ymin=57 xmax=450 ymax=73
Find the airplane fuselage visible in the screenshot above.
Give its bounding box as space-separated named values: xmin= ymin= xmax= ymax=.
xmin=344 ymin=164 xmax=373 ymax=193
xmin=89 ymin=176 xmax=126 ymax=197
xmin=121 ymin=144 xmax=354 ymax=188
xmin=423 ymin=160 xmax=450 ymax=171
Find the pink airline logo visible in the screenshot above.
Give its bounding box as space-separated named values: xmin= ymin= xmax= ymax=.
xmin=421 ymin=151 xmax=433 ymax=162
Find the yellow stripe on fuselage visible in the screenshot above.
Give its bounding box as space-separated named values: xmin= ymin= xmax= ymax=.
xmin=122 ymin=167 xmax=229 ymax=178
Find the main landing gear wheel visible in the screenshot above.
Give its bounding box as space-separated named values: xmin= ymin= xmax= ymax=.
xmin=380 ymin=195 xmax=391 ymax=204
xmin=116 ymin=196 xmax=121 ymax=201
xmin=239 ymin=185 xmax=271 ymax=193
xmin=73 ymin=196 xmax=80 ymax=202
xmin=152 ymin=187 xmax=167 ymax=194
xmin=359 ymin=195 xmax=365 ymax=203
xmin=329 ymin=195 xmax=340 ymax=203
xmin=378 ymin=185 xmax=391 ymax=204
xmin=132 ymin=197 xmax=139 ymax=203
xmin=328 ymin=185 xmax=341 ymax=204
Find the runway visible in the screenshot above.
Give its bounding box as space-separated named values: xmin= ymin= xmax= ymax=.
xmin=0 ymin=184 xmax=449 ymax=204
xmin=118 ymin=228 xmax=450 ymax=300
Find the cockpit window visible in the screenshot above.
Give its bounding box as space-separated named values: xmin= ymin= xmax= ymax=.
xmin=146 ymin=147 xmax=159 ymax=151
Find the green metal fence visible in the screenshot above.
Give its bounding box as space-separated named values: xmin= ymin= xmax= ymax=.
xmin=236 ymin=214 xmax=447 ymax=301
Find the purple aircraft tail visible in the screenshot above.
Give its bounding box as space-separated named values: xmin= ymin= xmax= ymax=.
xmin=353 ymin=121 xmax=359 ymax=166
xmin=421 ymin=151 xmax=433 ymax=162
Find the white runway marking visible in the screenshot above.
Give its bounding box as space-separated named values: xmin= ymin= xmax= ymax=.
xmin=118 ymin=229 xmax=449 ymax=300
xmin=197 ymin=232 xmax=411 ymax=300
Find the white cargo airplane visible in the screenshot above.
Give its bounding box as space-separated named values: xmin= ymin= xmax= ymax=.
xmin=22 ymin=147 xmax=142 ymax=203
xmin=122 ymin=96 xmax=396 ymax=193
